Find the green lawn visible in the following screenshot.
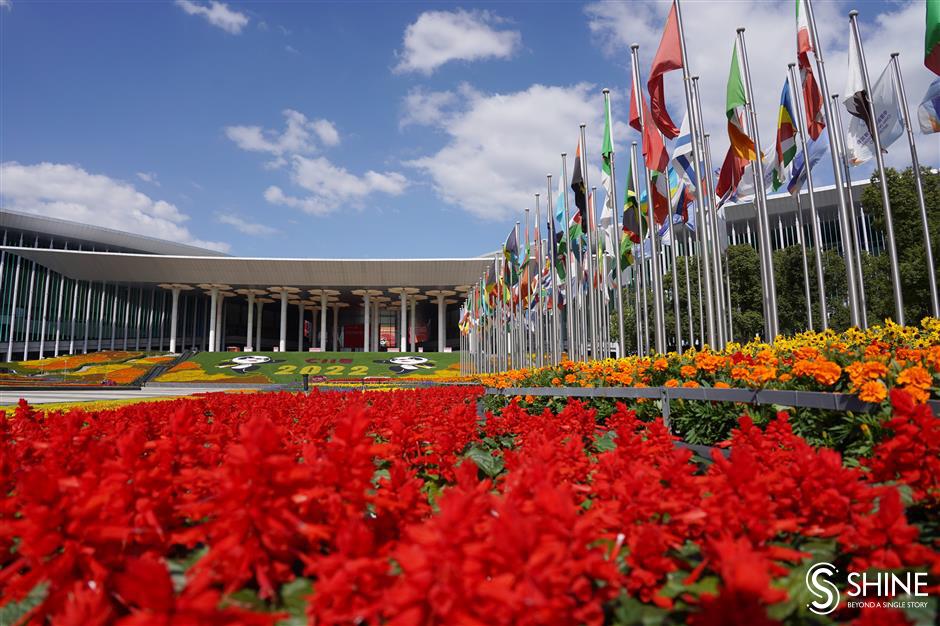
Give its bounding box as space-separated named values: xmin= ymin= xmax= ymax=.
xmin=154 ymin=351 xmax=461 ymax=384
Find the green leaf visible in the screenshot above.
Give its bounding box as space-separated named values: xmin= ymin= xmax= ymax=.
xmin=465 ymin=445 xmax=504 ymax=478
xmin=593 ymin=430 xmax=617 ymax=453
xmin=280 ymin=577 xmax=312 ymax=618
xmin=0 ymin=582 xmax=48 ymax=626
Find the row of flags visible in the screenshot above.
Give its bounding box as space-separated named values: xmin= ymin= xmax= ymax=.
xmin=459 ymin=0 xmax=940 ymax=372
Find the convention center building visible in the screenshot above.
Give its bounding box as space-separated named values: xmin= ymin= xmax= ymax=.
xmin=1 ymin=179 xmax=875 ymax=359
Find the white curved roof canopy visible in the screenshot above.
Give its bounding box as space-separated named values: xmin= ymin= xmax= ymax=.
xmin=1 ymin=247 xmax=491 ymax=291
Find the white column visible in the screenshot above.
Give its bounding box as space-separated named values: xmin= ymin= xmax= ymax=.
xmin=332 ymin=303 xmax=340 ymax=351
xmin=399 ymin=292 xmax=407 ymax=352
xmin=109 ymin=287 xmax=119 ymax=350
xmin=135 ymin=288 xmax=143 ymax=350
xmin=23 ymin=260 xmax=37 ymax=360
xmin=5 ymin=254 xmax=22 ymax=362
xmin=373 ymin=301 xmax=381 ymax=350
xmin=246 ymin=293 xmax=255 ymax=350
xmin=169 ymin=287 xmax=181 ymax=353
xmin=208 ymin=288 xmax=218 ymax=352
xmin=409 ymin=296 xmax=417 ymax=352
xmin=122 ymin=288 xmax=131 ymax=350
xmin=96 ymin=284 xmax=106 ymax=352
xmin=437 ymin=293 xmax=446 ymax=352
xmin=54 ymin=276 xmax=65 ymax=357
xmin=363 ymin=294 xmax=371 ymax=351
xmin=279 ymin=291 xmax=288 ymax=352
xmin=38 ymin=270 xmax=51 ymax=358
xmin=69 ymin=280 xmax=81 ymax=354
xmin=256 ymin=301 xmax=264 ymax=350
xmin=297 ymin=301 xmax=305 ymax=351
xmin=319 ymin=292 xmax=328 ymax=351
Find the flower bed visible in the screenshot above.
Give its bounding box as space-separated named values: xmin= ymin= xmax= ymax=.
xmin=1 ymin=386 xmax=937 ymax=624
xmin=476 ymin=319 xmax=940 ymax=458
xmin=0 ymin=351 xmax=175 ymax=387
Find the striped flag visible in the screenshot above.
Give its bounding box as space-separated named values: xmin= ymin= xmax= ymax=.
xmin=772 ymin=79 xmax=798 ymax=190
xmin=796 ymin=0 xmax=825 ymax=139
xmin=726 ymin=41 xmax=757 ymax=161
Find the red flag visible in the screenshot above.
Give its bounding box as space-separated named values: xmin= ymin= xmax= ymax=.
xmin=715 ymin=144 xmax=748 ymax=203
xmin=629 ymin=74 xmax=642 ymax=132
xmin=647 ymin=2 xmax=683 ymax=139
xmin=641 ymin=96 xmax=669 ymax=175
xmin=801 ymin=65 xmax=826 ymax=140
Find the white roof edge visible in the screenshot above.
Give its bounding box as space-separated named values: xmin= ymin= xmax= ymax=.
xmin=0 ymin=246 xmax=492 ymax=263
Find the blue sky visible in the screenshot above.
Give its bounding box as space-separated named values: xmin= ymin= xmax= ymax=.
xmin=1 ymin=1 xmax=936 ymax=258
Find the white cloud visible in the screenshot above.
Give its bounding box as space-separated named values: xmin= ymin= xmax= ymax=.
xmin=403 ymin=82 xmax=626 ymax=220
xmin=216 ymin=212 xmax=279 ymax=235
xmin=136 ymin=171 xmax=159 ymax=186
xmin=225 ymin=109 xmax=340 ymax=162
xmin=394 ymin=9 xmax=521 ymax=75
xmin=175 ymin=0 xmax=248 ymax=35
xmin=583 ymin=0 xmax=937 ymax=180
xmin=0 ymin=162 xmax=229 ymax=252
xmin=264 ymin=156 xmax=409 ymax=216
xmin=400 ymin=87 xmax=460 ymax=128
xmin=311 ymin=119 xmax=340 ymax=147
xmin=0 ymin=1 xmax=12 ymax=11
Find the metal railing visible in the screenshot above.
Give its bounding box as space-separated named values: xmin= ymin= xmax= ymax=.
xmin=484 ymin=385 xmax=940 ymax=429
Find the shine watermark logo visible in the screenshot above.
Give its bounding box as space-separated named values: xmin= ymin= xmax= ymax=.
xmin=805 ymin=561 xmax=930 ymax=615
xmin=806 ymin=562 xmax=841 ymax=615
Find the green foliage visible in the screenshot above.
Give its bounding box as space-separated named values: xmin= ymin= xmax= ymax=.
xmin=611 ymin=167 xmax=940 ymax=343
xmin=862 ymin=166 xmax=940 ymax=324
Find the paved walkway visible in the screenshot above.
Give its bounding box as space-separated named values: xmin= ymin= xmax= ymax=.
xmin=0 ymin=385 xmax=254 ymax=406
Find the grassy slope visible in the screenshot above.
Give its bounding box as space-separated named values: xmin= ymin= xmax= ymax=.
xmin=155 ymin=351 xmax=461 ymax=383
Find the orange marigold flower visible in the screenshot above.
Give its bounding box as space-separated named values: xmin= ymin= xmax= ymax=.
xmin=857 ymin=380 xmax=887 ymax=404
xmin=564 ymin=373 xmax=577 ymax=384
xmin=551 ymin=377 xmax=561 ymax=386
xmin=897 ymin=365 xmax=931 ymax=389
xmin=778 ymin=373 xmax=793 ymax=382
xmin=653 ymin=358 xmax=669 ymax=372
xmin=682 ymin=380 xmax=700 ymax=388
xmin=812 ymin=360 xmax=842 ymax=386
xmin=679 ymin=365 xmax=697 ymax=378
xmin=665 ymin=378 xmax=679 ymax=387
xmin=714 ymin=381 xmax=731 ymax=389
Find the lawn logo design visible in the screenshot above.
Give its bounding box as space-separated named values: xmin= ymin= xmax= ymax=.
xmin=216 ymin=355 xmax=283 ymax=374
xmin=374 ymin=355 xmax=435 ymax=375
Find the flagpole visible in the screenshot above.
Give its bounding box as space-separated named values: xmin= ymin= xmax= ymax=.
xmin=889 ymin=54 xmax=938 ymax=317
xmin=561 ymin=155 xmax=575 ymax=360
xmin=579 ymin=125 xmax=599 ymax=360
xmin=847 ymin=12 xmax=903 ymax=324
xmin=804 ymin=0 xmax=862 ymax=327
xmin=692 ymin=76 xmax=726 ymax=348
xmin=736 ymin=28 xmax=779 ymax=342
xmin=787 ymin=62 xmax=830 ymax=330
xmin=830 ymin=93 xmax=869 ymax=329
xmin=696 ymin=133 xmax=734 ymax=347
xmin=630 ymin=44 xmax=667 ymax=354
xmin=603 ymin=90 xmax=627 ymax=359
xmin=593 ymin=185 xmax=609 ymax=356
xmin=674 ymin=0 xmax=717 ymax=348
xmin=631 ymin=143 xmax=650 ymax=356
xmin=701 ymin=133 xmax=717 ymax=343
xmin=514 ymin=220 xmax=522 ymax=368
xmin=795 ymin=194 xmax=814 ymax=330
xmin=694 ymin=233 xmax=705 ymax=347
xmin=664 ymin=173 xmax=684 ymax=353
xmin=533 ymin=196 xmax=543 ymax=367
xmin=519 ymin=207 xmax=533 ymax=367
xmin=682 ymin=231 xmax=694 ymax=347
xmin=547 ymin=175 xmax=560 ymax=365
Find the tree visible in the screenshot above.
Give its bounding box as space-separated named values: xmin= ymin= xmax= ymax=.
xmin=860 ymin=167 xmax=940 ymax=325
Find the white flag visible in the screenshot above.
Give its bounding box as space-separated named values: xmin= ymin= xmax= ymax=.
xmin=842 ymin=58 xmax=905 ymax=166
